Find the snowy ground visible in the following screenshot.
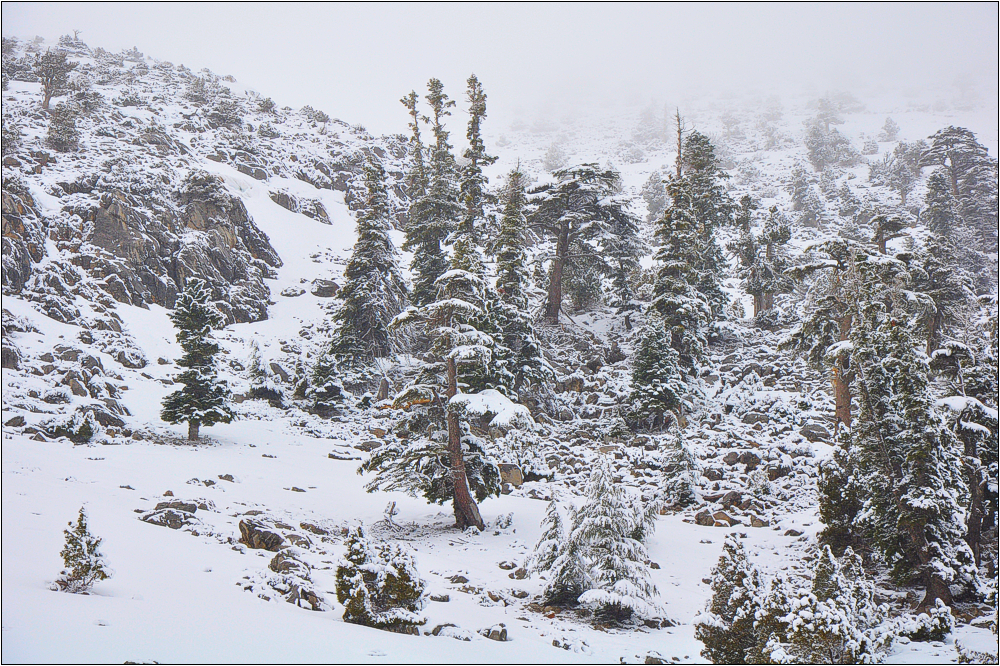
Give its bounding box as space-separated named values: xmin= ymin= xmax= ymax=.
xmin=3 ymin=40 xmax=997 ymax=663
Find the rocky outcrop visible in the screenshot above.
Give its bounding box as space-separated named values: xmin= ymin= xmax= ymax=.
xmin=1 ymin=180 xmax=46 ymax=294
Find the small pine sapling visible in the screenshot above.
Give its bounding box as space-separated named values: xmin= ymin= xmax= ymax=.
xmin=54 ymin=507 xmax=110 ymax=593
xmin=660 ymin=429 xmax=698 ymax=509
xmin=335 ymin=526 xmax=427 ymax=634
xmin=694 ymin=534 xmax=762 ymax=664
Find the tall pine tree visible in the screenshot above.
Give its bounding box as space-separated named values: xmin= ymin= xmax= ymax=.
xmin=161 ymin=278 xmax=233 ymax=441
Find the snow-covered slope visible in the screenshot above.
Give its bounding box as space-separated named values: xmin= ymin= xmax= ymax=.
xmin=3 ymin=36 xmax=997 ymax=664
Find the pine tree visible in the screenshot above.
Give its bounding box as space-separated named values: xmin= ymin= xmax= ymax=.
xmin=366 ymin=264 xmax=503 ymax=530
xmin=650 ymin=182 xmax=712 ymax=372
xmin=694 ymin=534 xmax=762 ymax=664
xmin=641 ymin=170 xmax=668 ymax=223
xmin=490 ymin=166 xmax=550 ymax=391
xmin=572 ymin=459 xmax=661 ymax=623
xmin=528 ymin=164 xmax=637 ymax=323
xmin=399 ymin=91 xmax=428 ymax=200
xmin=336 ymin=526 xmax=427 ymax=634
xmin=161 ymin=278 xmax=233 ymax=441
xmin=34 ymin=48 xmax=77 ymax=109
xmin=530 ymin=500 xmax=590 ymax=606
xmin=920 ymin=126 xmax=999 ymax=254
xmin=629 ymin=315 xmax=687 ymax=430
xmin=247 ymin=340 xmax=283 ymax=406
xmin=453 ymin=73 xmax=496 ymax=274
xmin=660 ymin=428 xmax=698 ymax=508
xmin=879 ymin=117 xmax=900 ymax=142
xmin=845 ymin=303 xmax=979 ymax=606
xmin=55 ymin=507 xmax=110 ymax=593
xmin=729 ymin=197 xmax=793 ymax=319
xmin=45 ymin=101 xmax=80 ymax=152
xmin=323 ymin=155 xmax=407 ymax=370
xmin=403 ymin=79 xmax=460 ymax=306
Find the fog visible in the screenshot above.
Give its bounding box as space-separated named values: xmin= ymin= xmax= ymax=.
xmin=3 ymin=2 xmax=998 ymax=137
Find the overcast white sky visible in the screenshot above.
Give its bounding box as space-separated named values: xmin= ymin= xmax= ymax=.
xmin=3 ymin=3 xmax=998 ymax=136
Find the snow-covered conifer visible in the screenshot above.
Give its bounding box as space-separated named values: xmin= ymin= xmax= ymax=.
xmin=694 ymin=534 xmax=762 ymax=664
xmin=629 ymin=315 xmax=687 ymax=429
xmin=336 ymin=526 xmax=427 ymax=634
xmin=659 ymin=429 xmax=698 ymax=508
xmin=161 ymin=278 xmax=233 ymax=441
xmin=324 ymin=155 xmax=407 ymax=367
xmin=55 ymin=507 xmax=110 ymax=593
xmin=573 ymin=459 xmax=661 ymax=622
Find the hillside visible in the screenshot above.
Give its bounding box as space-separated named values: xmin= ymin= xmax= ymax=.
xmin=2 ymin=35 xmax=998 ymax=664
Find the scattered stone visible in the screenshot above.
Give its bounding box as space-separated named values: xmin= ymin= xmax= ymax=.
xmin=239 ymin=519 xmax=285 ymax=551
xmin=268 ymin=362 xmax=290 ymax=383
xmin=328 ymin=450 xmax=359 ymax=461
xmin=430 ymin=593 xmax=450 ymax=602
xmin=218 ymin=474 xmax=235 ymax=482
xmin=289 ymin=487 xmax=306 ymax=493
xmin=142 ymin=508 xmax=199 ymax=530
xmin=738 ymin=451 xmax=761 ymax=471
xmin=448 ymin=574 xmax=469 ymax=584
xmin=279 ymin=286 xmax=306 ymax=297
xmin=702 ymin=467 xmax=723 ymax=481
xmin=767 ymin=465 xmax=791 ymax=481
xmin=719 ymin=490 xmax=742 ymax=508
xmin=155 ymin=500 xmax=197 ymax=513
xmin=369 ymin=427 xmax=387 ymax=438
xmin=784 ymin=529 xmax=803 ymax=537
xmin=354 ymin=440 xmax=383 ymax=452
xmin=722 ymin=452 xmax=739 ymax=465
xmin=695 ymin=510 xmax=715 ymax=527
xmin=713 ymin=511 xmax=735 ymax=526
xmin=299 ymin=522 xmax=329 ymax=536
xmin=741 ymin=412 xmax=768 ymax=425
xmin=799 ymin=422 xmax=831 ymax=443
xmin=5 ymin=415 xmax=25 ymax=427
xmin=751 ymin=517 xmax=770 ymax=528
xmin=430 ymin=624 xmax=470 ymax=641
xmin=498 ymin=463 xmax=523 ymax=487
xmin=310 ymin=279 xmax=340 ymax=298
xmin=498 ymin=561 xmax=517 ymax=570
xmin=479 ymin=624 xmax=508 ymax=641
xmin=508 ymin=568 xmax=528 ymax=580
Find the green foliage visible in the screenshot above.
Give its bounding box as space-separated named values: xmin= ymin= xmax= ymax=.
xmin=160 ymin=278 xmax=233 ymax=439
xmin=336 ymin=526 xmax=427 ymax=634
xmin=629 ymin=315 xmax=687 ymax=429
xmin=56 ymin=507 xmax=110 ymax=593
xmin=659 ymin=429 xmax=698 ymax=508
xmin=324 ymin=156 xmax=407 ymax=368
xmin=45 ymin=102 xmax=81 ymax=152
xmin=530 ymin=460 xmax=661 ymax=622
xmin=694 ymin=535 xmax=761 ymax=664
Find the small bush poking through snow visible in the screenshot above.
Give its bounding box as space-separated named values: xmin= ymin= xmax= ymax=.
xmin=335 ymin=526 xmax=427 ymax=634
xmin=53 ymin=507 xmax=110 ymax=594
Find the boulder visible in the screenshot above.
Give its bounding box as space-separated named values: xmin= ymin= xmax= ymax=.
xmin=719 ymin=490 xmax=742 ymax=508
xmin=712 ymin=511 xmax=736 ymax=526
xmin=269 ymin=552 xmax=309 ymax=576
xmin=738 ymin=451 xmax=761 ymax=471
xmin=498 ymin=463 xmax=524 ymax=487
xmin=695 ymin=510 xmax=715 ymax=527
xmin=799 ymin=422 xmax=831 ymax=443
xmin=767 ymin=465 xmax=791 ymax=481
xmin=310 ymin=279 xmax=339 ymax=298
xmin=268 ymin=362 xmax=290 ymax=383
xmin=722 ymin=452 xmax=739 ymax=466
xmin=142 ymin=508 xmax=198 ymax=530
xmin=480 ymin=624 xmax=508 ymax=641
xmin=280 ymin=286 xmax=305 ymax=297
xmin=741 ymin=412 xmax=768 ymax=425
xmin=155 ymin=500 xmax=198 ymax=513
xmin=239 ymin=519 xmax=285 ymax=551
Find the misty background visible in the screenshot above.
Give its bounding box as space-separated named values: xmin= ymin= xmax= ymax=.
xmin=3 ymin=2 xmax=998 ymax=141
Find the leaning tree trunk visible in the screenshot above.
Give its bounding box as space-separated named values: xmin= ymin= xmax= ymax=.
xmin=544 ymin=220 xmax=570 ymax=323
xmin=960 ymin=415 xmax=986 ymax=567
xmin=445 ymin=357 xmax=485 ymax=531
xmin=188 ymin=420 xmax=200 ymax=441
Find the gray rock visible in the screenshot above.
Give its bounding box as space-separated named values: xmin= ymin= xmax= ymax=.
xmin=719 ymin=490 xmax=742 ymax=508
xmin=142 ymin=508 xmax=199 ymax=530
xmin=310 ymin=279 xmax=340 ymax=298
xmin=738 ymin=451 xmax=761 ymax=471
xmin=5 ymin=415 xmax=26 ymax=427
xmin=239 ymin=519 xmax=285 ymax=551
xmin=154 ymin=500 xmax=198 ymax=513
xmin=741 ymin=412 xmax=768 ymax=425
xmin=799 ymin=422 xmax=831 ymax=443
xmin=722 ymin=452 xmax=740 ymax=466
xmin=695 ymin=510 xmax=715 ymax=526
xmin=268 ymin=362 xmax=290 ymax=383
xmin=498 ymin=463 xmax=523 ymax=487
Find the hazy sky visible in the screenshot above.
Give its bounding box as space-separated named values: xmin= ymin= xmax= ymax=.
xmin=3 ymin=2 xmax=998 ymax=135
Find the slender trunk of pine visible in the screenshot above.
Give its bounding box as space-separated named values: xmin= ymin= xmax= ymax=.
xmin=963 ymin=425 xmax=985 ymax=567
xmin=445 ymin=357 xmax=485 ymax=531
xmin=833 ymin=313 xmax=853 ymax=434
xmin=545 ymin=220 xmax=569 ymax=323
xmin=188 ymin=420 xmax=200 ymax=441
xmin=675 ymin=110 xmax=683 ymax=180
xmin=43 ymin=89 xmax=52 ymax=110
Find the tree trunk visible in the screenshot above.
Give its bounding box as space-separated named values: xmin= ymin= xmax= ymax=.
xmin=926 ymin=311 xmax=942 ymax=356
xmin=545 ymin=220 xmax=570 ymax=323
xmin=833 ymin=313 xmax=853 ymax=434
xmin=42 ymin=88 xmax=52 ymax=110
xmin=675 ymin=109 xmax=683 ymax=180
xmin=961 ymin=418 xmax=985 ymax=567
xmin=445 ymin=357 xmax=485 ymax=531
xmin=752 ymin=293 xmax=764 ymax=318
xmin=188 ymin=420 xmax=200 ymax=441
